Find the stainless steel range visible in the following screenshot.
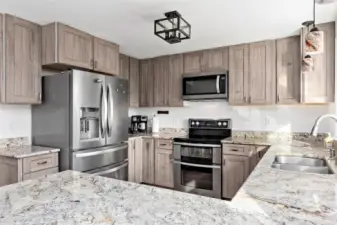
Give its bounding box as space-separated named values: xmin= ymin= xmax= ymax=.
xmin=32 ymin=70 xmax=129 ymax=180
xmin=173 ymin=119 xmax=232 ymax=198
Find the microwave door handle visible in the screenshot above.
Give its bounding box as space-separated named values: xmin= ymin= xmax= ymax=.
xmin=216 ymin=75 xmax=220 ymax=94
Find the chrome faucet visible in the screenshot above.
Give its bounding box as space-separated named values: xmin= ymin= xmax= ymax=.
xmin=310 ymin=114 xmax=337 ymax=137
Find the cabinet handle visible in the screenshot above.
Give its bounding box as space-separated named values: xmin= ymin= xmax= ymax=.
xmin=248 ymin=96 xmax=251 ymax=103
xmin=94 ymin=61 xmax=98 ymax=69
xmin=169 ymin=154 xmax=173 ymax=160
xmin=37 ymin=161 xmax=48 ymax=165
xmin=277 ymin=95 xmax=280 ymax=102
xmin=146 ymin=142 xmax=149 ymax=150
xmin=90 ymin=59 xmax=94 ymax=68
xmin=38 ymin=93 xmax=42 ymax=101
xmin=230 ymin=149 xmax=239 ymax=152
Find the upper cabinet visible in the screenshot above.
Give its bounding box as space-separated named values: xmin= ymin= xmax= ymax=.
xmin=248 ymin=40 xmax=276 ymax=104
xmin=139 ymin=59 xmax=154 ymax=107
xmin=1 ymin=14 xmax=41 ymax=104
xmin=276 ymin=36 xmax=301 ymax=104
xmin=168 ymin=54 xmax=184 ymax=107
xmin=129 ymin=57 xmax=140 ymax=107
xmin=228 ymin=44 xmax=249 ymax=104
xmin=183 ymin=47 xmax=229 ymax=74
xmin=301 ymin=22 xmax=335 ymax=103
xmin=119 ymin=54 xmax=130 ymax=80
xmin=42 ymin=22 xmax=119 ymax=75
xmin=229 ymin=41 xmax=276 ymax=105
xmin=153 ymin=56 xmax=170 ymax=107
xmin=93 ymin=37 xmax=119 ymax=75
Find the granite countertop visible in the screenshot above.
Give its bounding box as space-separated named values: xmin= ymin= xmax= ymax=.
xmin=0 ymin=145 xmax=60 ymax=158
xmin=1 ymin=138 xmax=337 ymax=224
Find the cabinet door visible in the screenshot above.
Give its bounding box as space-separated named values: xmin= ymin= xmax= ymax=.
xmin=93 ymin=37 xmax=119 ymax=75
xmin=229 ymin=44 xmax=249 ymax=105
xmin=276 ymin=36 xmax=301 ymax=104
xmin=142 ymin=138 xmax=155 ymax=184
xmin=4 ymin=14 xmax=41 ymax=103
xmin=248 ymin=40 xmax=276 ymax=104
xmin=183 ymin=51 xmax=203 ymax=74
xmin=139 ymin=59 xmax=154 ymax=107
xmin=153 ymin=56 xmax=169 ymax=107
xmin=168 ymin=54 xmax=184 ymax=106
xmin=58 ymin=23 xmax=93 ymax=69
xmin=128 ymin=139 xmax=135 ymax=182
xmin=202 ymin=47 xmax=229 ymax=72
xmin=301 ymin=22 xmax=335 ymax=103
xmin=155 ymin=148 xmax=174 ymax=188
xmin=128 ymin=138 xmax=143 ymax=183
xmin=129 ymin=57 xmax=140 ymax=107
xmin=222 ymin=155 xmax=249 ymax=199
xmin=119 ymin=54 xmax=130 ymax=80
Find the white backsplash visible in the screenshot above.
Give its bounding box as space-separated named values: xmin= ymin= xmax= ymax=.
xmin=130 ymin=101 xmax=335 ymax=134
xmin=0 ymin=105 xmax=31 ymax=142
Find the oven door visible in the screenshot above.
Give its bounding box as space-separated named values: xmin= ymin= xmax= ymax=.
xmin=87 ymin=160 xmax=128 ymax=181
xmin=173 ymin=143 xmax=222 ymax=198
xmin=182 ymin=74 xmax=227 ymax=100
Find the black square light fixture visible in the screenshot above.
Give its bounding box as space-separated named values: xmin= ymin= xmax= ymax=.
xmin=154 ymin=11 xmax=191 ymax=44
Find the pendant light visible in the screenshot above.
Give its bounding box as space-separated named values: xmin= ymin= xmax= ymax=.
xmin=304 ymin=0 xmax=324 ymax=54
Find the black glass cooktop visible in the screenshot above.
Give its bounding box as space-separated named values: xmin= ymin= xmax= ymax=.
xmin=173 ymin=137 xmax=227 ymax=145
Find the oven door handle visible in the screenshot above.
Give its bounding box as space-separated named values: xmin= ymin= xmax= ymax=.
xmin=173 ymin=142 xmax=221 ymax=148
xmin=172 ymin=160 xmax=221 ymax=169
xmin=91 ymin=161 xmax=128 ymax=176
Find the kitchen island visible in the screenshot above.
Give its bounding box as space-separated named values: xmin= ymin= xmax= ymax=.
xmin=0 ymin=139 xmax=337 ymax=224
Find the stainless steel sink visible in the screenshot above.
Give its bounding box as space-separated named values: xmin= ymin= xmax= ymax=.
xmin=271 ymin=164 xmax=334 ymax=174
xmin=274 ymin=155 xmax=327 ymax=167
xmin=271 ymin=155 xmax=334 ymax=174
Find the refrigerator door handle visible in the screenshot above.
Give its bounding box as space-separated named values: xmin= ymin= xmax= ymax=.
xmin=107 ymin=84 xmax=113 ymax=137
xmin=100 ymin=84 xmax=107 ymax=138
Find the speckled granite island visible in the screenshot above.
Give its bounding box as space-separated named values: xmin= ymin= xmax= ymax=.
xmin=0 ymin=138 xmax=337 ymax=224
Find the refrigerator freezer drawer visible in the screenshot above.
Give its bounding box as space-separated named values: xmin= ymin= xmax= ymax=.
xmin=72 ymin=143 xmax=128 ymax=172
xmin=87 ymin=160 xmax=128 ymax=181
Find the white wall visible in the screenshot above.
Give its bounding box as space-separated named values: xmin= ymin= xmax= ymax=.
xmin=130 ymin=102 xmax=334 ymax=134
xmin=0 ymin=105 xmax=31 ymax=141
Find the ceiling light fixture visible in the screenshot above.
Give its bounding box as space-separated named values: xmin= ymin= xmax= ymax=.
xmin=302 ymin=0 xmax=324 ymax=54
xmin=154 ymin=11 xmax=191 ymax=44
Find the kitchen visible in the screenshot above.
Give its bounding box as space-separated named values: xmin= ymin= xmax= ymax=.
xmin=0 ymin=0 xmax=336 ymax=224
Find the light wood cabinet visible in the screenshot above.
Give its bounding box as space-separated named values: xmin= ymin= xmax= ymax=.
xmin=153 ymin=56 xmax=170 ymax=107
xmin=222 ymin=154 xmax=249 ymax=199
xmin=248 ymin=40 xmax=276 ymax=104
xmin=0 ymin=152 xmax=59 ymax=187
xmin=155 ymin=148 xmax=174 ymax=188
xmin=202 ymin=47 xmax=229 ymax=72
xmin=301 ymin=22 xmax=335 ymax=103
xmin=229 ymin=41 xmax=276 ymax=105
xmin=1 ymin=14 xmax=41 ymax=104
xmin=229 ymin=44 xmax=249 ymax=104
xmin=139 ymin=59 xmax=154 ymax=107
xmin=42 ymin=22 xmax=119 ymax=75
xmin=142 ymin=138 xmax=155 ymax=184
xmin=128 ymin=137 xmax=143 ymax=183
xmin=93 ymin=37 xmax=119 ymax=75
xmin=168 ymin=54 xmax=184 ymax=107
xmin=129 ymin=57 xmax=140 ymax=107
xmin=276 ymin=36 xmax=301 ymax=104
xmin=183 ymin=51 xmax=203 ymax=74
xmin=119 ymin=54 xmax=130 ymax=80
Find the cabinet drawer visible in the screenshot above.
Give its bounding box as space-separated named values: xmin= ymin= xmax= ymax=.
xmin=23 ymin=167 xmax=59 ymax=181
xmin=222 ymin=145 xmax=251 ymax=156
xmin=156 ymin=139 xmax=173 ymax=150
xmin=23 ymin=153 xmax=58 ymax=174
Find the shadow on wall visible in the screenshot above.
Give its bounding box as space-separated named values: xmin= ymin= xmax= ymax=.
xmin=129 ymin=101 xmax=333 ymax=134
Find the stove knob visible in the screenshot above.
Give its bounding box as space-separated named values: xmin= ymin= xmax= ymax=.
xmin=191 ymin=121 xmax=195 ymax=126
xmin=223 ymin=122 xmax=227 ymax=127
xmin=218 ymin=122 xmax=222 ymax=126
xmin=195 ymin=121 xmax=200 ymax=126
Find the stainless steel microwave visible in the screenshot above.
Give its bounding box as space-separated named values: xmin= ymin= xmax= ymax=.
xmin=182 ymin=72 xmax=228 ymax=100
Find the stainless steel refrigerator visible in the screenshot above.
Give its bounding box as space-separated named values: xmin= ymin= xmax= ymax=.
xmin=32 ymin=70 xmax=129 ymax=180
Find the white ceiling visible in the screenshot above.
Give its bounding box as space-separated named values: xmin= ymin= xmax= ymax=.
xmin=0 ymin=0 xmax=336 ymax=59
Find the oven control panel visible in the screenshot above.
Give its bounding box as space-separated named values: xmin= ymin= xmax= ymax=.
xmin=189 ymin=119 xmax=231 ymax=129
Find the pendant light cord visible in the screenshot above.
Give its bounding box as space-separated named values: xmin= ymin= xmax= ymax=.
xmin=313 ymin=0 xmax=316 ymax=27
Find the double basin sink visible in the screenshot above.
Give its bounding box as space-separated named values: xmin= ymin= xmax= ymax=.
xmin=271 ymin=155 xmax=334 ymax=174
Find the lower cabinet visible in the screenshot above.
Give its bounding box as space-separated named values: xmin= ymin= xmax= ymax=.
xmin=222 ymin=154 xmax=249 ymax=199
xmin=141 ymin=138 xmax=155 ymax=184
xmin=0 ymin=153 xmax=59 ymax=187
xmin=155 ymin=148 xmax=174 ymax=188
xmin=128 ymin=137 xmax=143 ymax=183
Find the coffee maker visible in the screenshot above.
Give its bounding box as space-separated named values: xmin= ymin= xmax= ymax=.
xmin=131 ymin=116 xmax=141 ymax=134
xmin=138 ymin=116 xmax=148 ymax=133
